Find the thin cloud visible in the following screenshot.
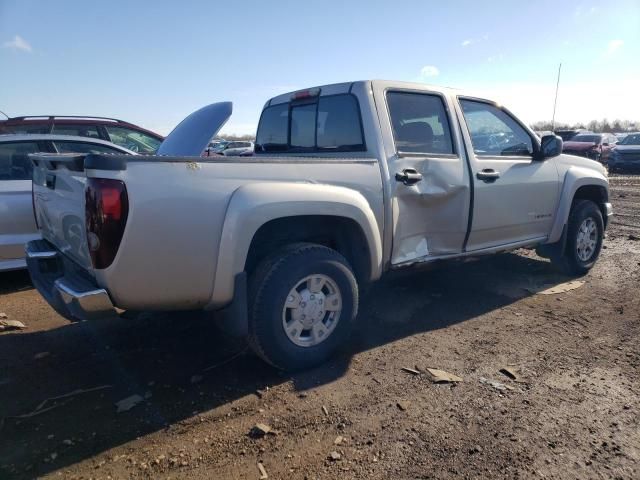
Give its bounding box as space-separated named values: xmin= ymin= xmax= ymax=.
xmin=461 ymin=39 xmax=472 ymax=47
xmin=420 ymin=65 xmax=440 ymax=78
xmin=2 ymin=35 xmax=32 ymax=53
xmin=607 ymin=39 xmax=624 ymax=55
xmin=461 ymin=34 xmax=488 ymax=47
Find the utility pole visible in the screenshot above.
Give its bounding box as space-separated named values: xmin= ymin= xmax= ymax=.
xmin=551 ymin=63 xmax=562 ymax=131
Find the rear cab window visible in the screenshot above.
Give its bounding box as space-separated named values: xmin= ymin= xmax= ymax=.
xmin=256 ymin=93 xmax=365 ymax=153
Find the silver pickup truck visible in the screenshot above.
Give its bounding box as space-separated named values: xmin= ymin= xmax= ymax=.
xmin=27 ymin=80 xmax=612 ymax=371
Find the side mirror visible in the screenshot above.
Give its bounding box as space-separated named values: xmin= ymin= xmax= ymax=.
xmin=536 ymin=134 xmax=563 ymax=160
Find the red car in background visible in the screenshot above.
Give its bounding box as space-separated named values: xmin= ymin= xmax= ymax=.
xmin=562 ymin=133 xmax=618 ymax=164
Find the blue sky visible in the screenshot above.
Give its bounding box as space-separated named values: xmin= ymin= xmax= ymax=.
xmin=1 ymin=0 xmax=638 ymax=135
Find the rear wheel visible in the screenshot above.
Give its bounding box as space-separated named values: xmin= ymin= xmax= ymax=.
xmin=248 ymin=243 xmax=358 ymax=371
xmin=555 ymin=199 xmax=604 ymax=275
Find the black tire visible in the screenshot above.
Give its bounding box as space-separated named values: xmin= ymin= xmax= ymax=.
xmin=557 ymin=199 xmax=604 ymax=275
xmin=248 ymin=243 xmax=358 ymax=371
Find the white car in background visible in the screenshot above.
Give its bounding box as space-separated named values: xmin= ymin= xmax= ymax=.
xmin=222 ymin=141 xmax=254 ymax=156
xmin=0 ymin=134 xmax=135 ymax=271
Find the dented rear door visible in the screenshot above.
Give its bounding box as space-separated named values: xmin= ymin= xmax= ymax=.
xmin=374 ymin=84 xmax=471 ymax=265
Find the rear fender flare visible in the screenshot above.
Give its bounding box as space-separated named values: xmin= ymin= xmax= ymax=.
xmin=207 ymin=182 xmax=382 ymax=308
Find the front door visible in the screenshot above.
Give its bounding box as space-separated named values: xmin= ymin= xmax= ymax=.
xmin=374 ymin=85 xmax=471 ymax=265
xmin=456 ymin=98 xmax=559 ymax=252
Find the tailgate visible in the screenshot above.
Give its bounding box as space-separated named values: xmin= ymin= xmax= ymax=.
xmin=30 ymin=153 xmax=93 ymax=272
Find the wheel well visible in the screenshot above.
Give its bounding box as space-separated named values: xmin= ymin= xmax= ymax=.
xmin=573 ymin=185 xmax=608 ymax=224
xmin=245 ymin=215 xmax=371 ymax=284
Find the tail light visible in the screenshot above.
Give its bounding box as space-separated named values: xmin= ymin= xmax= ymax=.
xmin=85 ymin=178 xmax=128 ymax=269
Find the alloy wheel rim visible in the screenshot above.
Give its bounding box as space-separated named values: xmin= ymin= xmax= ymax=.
xmin=576 ymin=217 xmax=598 ymax=262
xmin=281 ymin=274 xmax=342 ymax=347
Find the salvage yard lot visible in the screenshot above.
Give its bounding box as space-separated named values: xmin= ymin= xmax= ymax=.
xmin=1 ymin=175 xmax=639 ymax=480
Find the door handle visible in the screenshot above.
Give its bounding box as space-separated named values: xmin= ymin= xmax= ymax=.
xmin=395 ymin=168 xmax=423 ymax=186
xmin=476 ymin=169 xmax=500 ymax=183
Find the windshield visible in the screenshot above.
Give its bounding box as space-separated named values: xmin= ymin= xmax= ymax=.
xmin=620 ymin=133 xmax=640 ymax=145
xmin=571 ymin=134 xmax=601 ymax=143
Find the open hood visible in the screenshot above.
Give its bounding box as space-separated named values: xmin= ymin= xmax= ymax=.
xmin=157 ymin=102 xmax=232 ymax=156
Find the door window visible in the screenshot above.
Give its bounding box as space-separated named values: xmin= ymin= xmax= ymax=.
xmin=386 ymin=91 xmax=455 ymax=155
xmin=53 ymin=141 xmax=125 ymax=155
xmin=105 ymin=126 xmax=162 ymax=154
xmin=0 ymin=141 xmax=39 ymax=180
xmin=459 ymin=100 xmax=534 ymax=157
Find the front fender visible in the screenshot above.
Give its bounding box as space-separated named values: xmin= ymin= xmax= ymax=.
xmin=547 ymin=166 xmax=609 ymax=243
xmin=207 ymin=182 xmax=383 ymax=308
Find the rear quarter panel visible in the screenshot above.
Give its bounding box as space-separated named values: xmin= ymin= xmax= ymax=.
xmin=93 ymin=157 xmax=384 ymax=311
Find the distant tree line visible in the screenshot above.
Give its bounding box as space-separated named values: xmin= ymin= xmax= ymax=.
xmin=531 ymin=119 xmax=638 ymax=133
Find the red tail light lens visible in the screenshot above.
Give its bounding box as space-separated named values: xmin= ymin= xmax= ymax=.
xmin=85 ymin=178 xmax=128 ymax=269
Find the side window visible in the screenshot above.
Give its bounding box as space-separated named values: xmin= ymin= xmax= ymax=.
xmin=0 ymin=124 xmax=51 ymax=134
xmin=459 ymin=99 xmax=533 ymax=157
xmin=53 ymin=141 xmax=123 ymax=155
xmin=105 ymin=126 xmax=162 ymax=154
xmin=0 ymin=141 xmax=39 ymax=180
xmin=52 ymin=124 xmax=101 ymax=138
xmin=386 ymin=92 xmax=454 ymax=155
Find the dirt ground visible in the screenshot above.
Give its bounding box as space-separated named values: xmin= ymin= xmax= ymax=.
xmin=1 ymin=174 xmax=639 ymax=480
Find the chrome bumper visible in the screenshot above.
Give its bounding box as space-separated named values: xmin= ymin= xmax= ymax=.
xmin=25 ymin=239 xmax=117 ymax=321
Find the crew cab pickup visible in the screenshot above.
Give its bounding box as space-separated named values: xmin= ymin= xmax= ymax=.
xmin=27 ymin=80 xmax=612 ymax=371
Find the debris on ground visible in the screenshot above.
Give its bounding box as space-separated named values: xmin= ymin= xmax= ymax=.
xmin=249 ymin=423 xmax=276 ymax=438
xmin=328 ymin=451 xmax=342 ymax=461
xmin=257 ymin=461 xmax=268 ymax=479
xmin=527 ymin=280 xmax=584 ymax=295
xmin=629 ymin=234 xmax=639 ymax=241
xmin=401 ymin=367 xmax=420 ymax=375
xmin=115 ymin=394 xmax=144 ymax=413
xmin=0 ymin=318 xmax=27 ymax=332
xmin=34 ymin=352 xmax=50 ymax=360
xmin=499 ymin=367 xmax=521 ymax=382
xmin=396 ymin=400 xmax=410 ymax=411
xmin=479 ymin=377 xmax=515 ymax=392
xmin=334 ymin=435 xmax=344 ymax=445
xmin=322 ymin=405 xmax=329 ymax=416
xmin=426 ymin=368 xmax=463 ymax=383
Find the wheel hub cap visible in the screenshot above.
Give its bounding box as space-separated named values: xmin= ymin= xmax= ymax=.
xmin=576 ymin=217 xmax=598 ymax=262
xmin=282 ymin=274 xmax=342 ymax=347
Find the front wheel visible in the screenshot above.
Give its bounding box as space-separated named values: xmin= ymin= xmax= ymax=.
xmin=248 ymin=243 xmax=358 ymax=371
xmin=555 ymin=199 xmax=604 ymax=275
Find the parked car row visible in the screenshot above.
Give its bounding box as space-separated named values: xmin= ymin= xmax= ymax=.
xmin=0 ymin=115 xmax=163 ymax=154
xmin=555 ymin=128 xmax=640 ymax=172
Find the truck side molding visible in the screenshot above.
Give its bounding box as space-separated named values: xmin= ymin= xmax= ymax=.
xmin=207 ymin=182 xmax=383 ymax=308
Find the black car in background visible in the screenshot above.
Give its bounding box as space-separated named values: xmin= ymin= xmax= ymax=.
xmin=609 ymin=133 xmax=640 ymax=173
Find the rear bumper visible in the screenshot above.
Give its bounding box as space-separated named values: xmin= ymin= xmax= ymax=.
xmin=25 ymin=239 xmax=117 ymax=321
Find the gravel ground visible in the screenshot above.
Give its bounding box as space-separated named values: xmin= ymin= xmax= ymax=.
xmin=0 ymin=174 xmax=639 ymax=480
